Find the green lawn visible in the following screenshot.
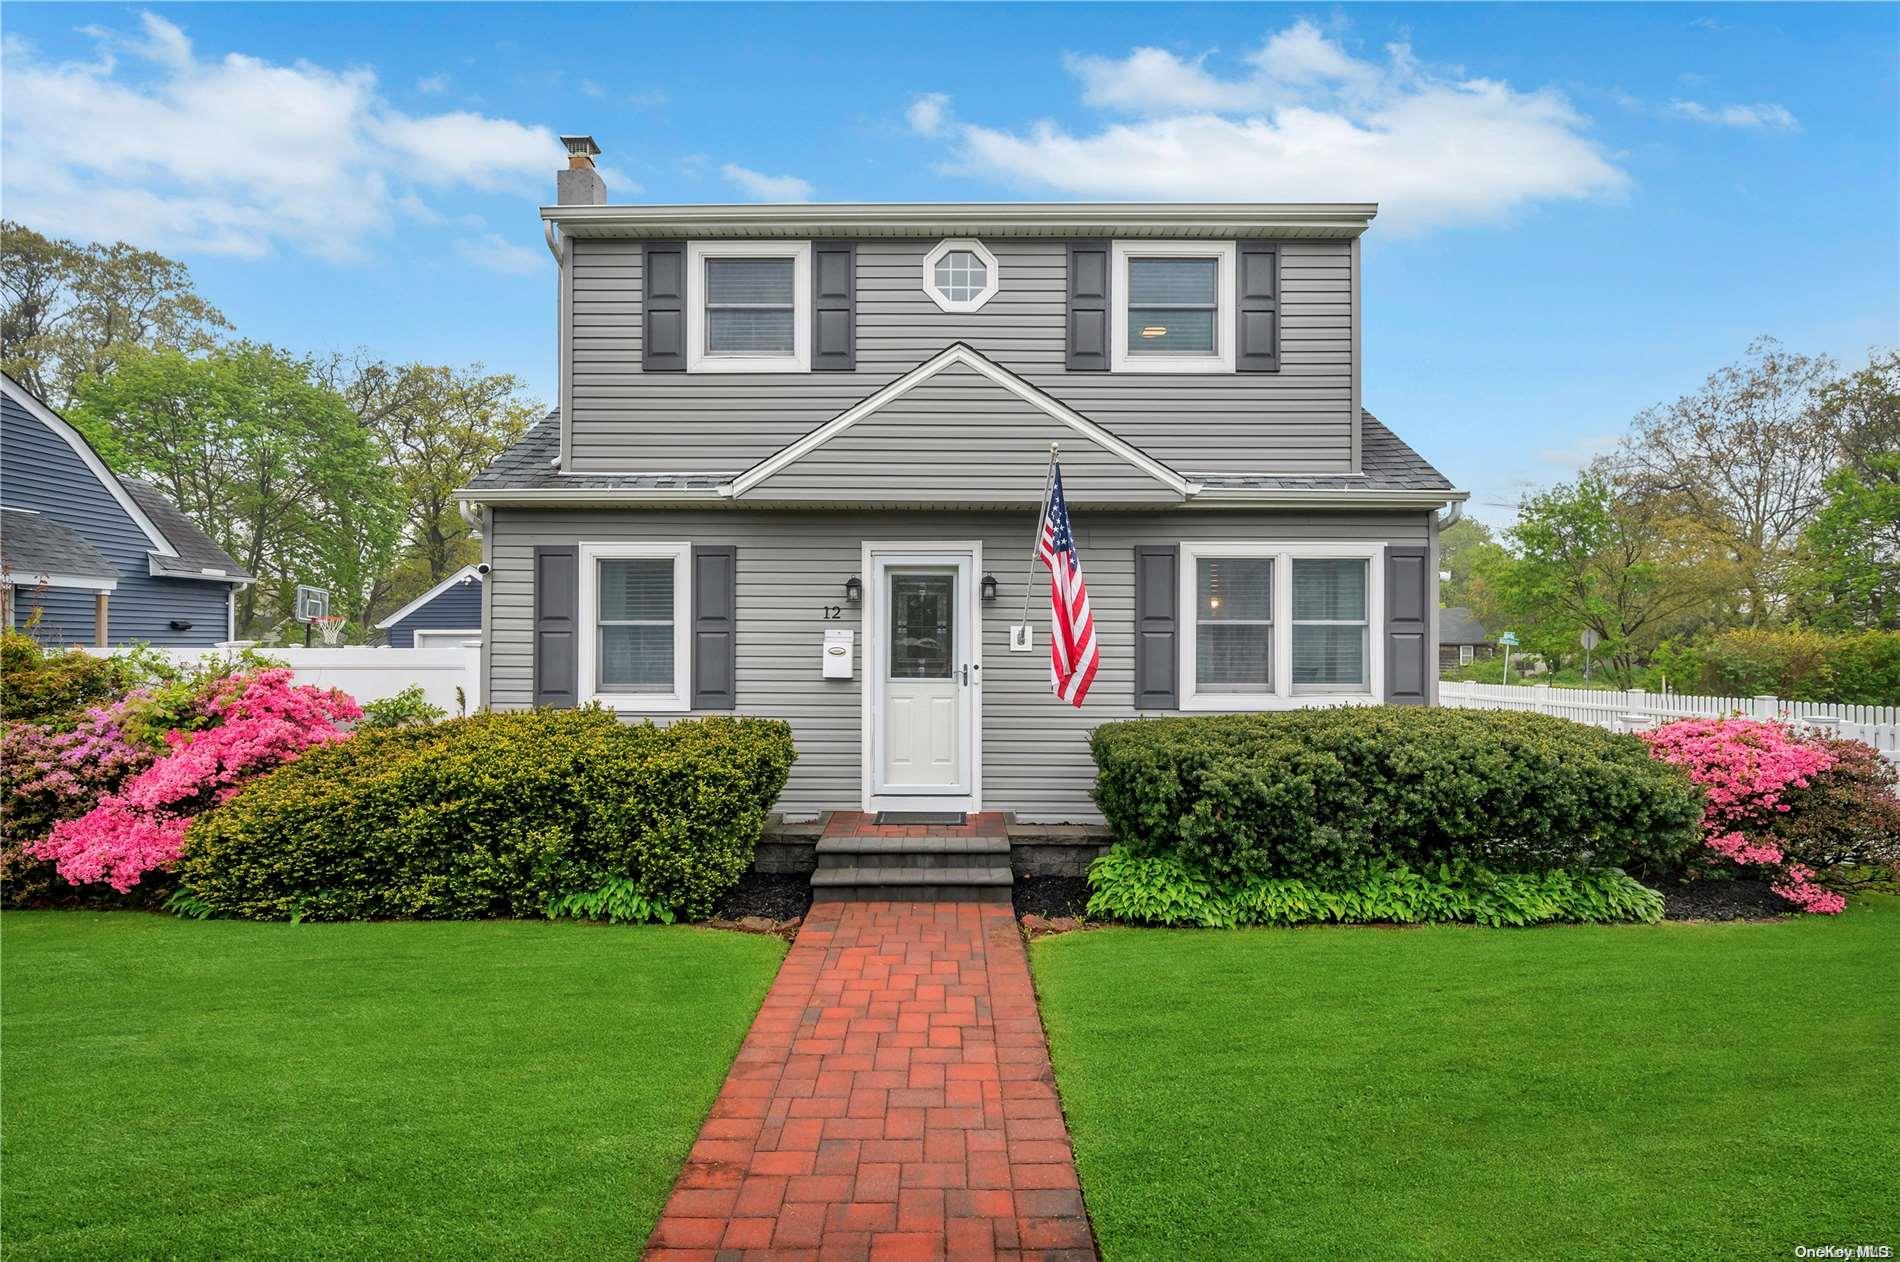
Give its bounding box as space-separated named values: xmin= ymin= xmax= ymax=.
xmin=1033 ymin=896 xmax=1899 ymax=1261
xmin=1 ymin=913 xmax=784 ymax=1259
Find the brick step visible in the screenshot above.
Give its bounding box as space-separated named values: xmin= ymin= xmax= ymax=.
xmin=813 ymin=836 xmax=1012 ymax=857
xmin=809 ymin=863 xmax=1013 ymax=903
xmin=815 ymin=850 xmax=1008 ymax=873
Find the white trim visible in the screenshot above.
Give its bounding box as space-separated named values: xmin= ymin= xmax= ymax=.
xmin=921 ymin=239 xmax=999 ymax=313
xmin=541 ymin=202 xmax=1380 ymax=239
xmin=1178 ymin=541 xmax=1385 ymax=711
xmin=411 ymin=628 xmax=482 ymax=649
xmin=146 ymin=556 xmax=252 ymax=584
xmin=1110 ymin=240 xmax=1237 ymax=375
xmin=374 ymin=565 xmax=484 ymax=630
xmin=726 ymin=343 xmax=1199 ymax=500
xmin=687 ymin=240 xmax=812 ymax=374
xmin=577 ymin=541 xmax=692 ymax=712
xmin=0 ymin=374 xmax=176 ymax=555
xmin=3 ymin=570 xmax=119 ymax=593
xmin=861 ymin=540 xmax=983 ymax=814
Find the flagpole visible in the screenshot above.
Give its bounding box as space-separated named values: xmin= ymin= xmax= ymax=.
xmin=1020 ymin=442 xmax=1059 ymax=630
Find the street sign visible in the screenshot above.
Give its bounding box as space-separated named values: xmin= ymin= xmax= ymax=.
xmin=1497 ymin=631 xmax=1520 ymax=647
xmin=1579 ymin=628 xmax=1601 ymax=650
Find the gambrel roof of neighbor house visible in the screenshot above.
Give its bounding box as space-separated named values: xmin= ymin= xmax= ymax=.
xmin=461 ymin=351 xmax=1453 ymax=505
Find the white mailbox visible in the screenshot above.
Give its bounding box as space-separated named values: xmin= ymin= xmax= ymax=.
xmin=822 ymin=628 xmax=854 ymax=679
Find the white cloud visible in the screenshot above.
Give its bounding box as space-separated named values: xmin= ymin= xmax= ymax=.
xmin=721 ymin=163 xmax=814 ymax=202
xmin=0 ymin=12 xmax=565 ymax=260
xmin=1666 ymin=99 xmax=1799 ymax=130
xmin=905 ymin=92 xmax=952 ymax=136
xmin=579 ymin=78 xmax=606 ymax=98
xmin=939 ymin=20 xmax=1628 ymax=234
xmin=627 ymin=88 xmax=669 ymax=109
xmin=415 ymin=73 xmax=449 ymax=94
xmin=456 ymin=232 xmax=545 ymax=276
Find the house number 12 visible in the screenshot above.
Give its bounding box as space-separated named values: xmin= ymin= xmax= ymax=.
xmin=821 ymin=606 xmax=844 ymax=620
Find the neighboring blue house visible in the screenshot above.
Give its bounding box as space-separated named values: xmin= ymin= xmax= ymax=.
xmin=375 ymin=565 xmax=483 ymax=647
xmin=1 ymin=373 xmax=251 ymax=648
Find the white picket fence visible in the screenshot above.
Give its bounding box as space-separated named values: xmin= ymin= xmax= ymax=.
xmin=1439 ymin=681 xmax=1900 ymax=764
xmin=91 ymin=641 xmax=480 ymax=716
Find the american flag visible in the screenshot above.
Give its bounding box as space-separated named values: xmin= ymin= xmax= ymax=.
xmin=1036 ymin=464 xmax=1099 ymax=706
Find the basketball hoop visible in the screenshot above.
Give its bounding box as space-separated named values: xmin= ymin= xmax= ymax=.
xmin=312 ymin=614 xmax=346 ymax=646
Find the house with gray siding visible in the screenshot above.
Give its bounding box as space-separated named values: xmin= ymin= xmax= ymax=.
xmin=457 ymin=137 xmax=1467 ymax=859
xmin=2 ymin=374 xmax=251 ymax=647
xmin=375 ymin=564 xmax=484 ymax=647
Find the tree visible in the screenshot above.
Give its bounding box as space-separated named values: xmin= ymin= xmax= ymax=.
xmin=1792 ymin=455 xmax=1900 ymax=630
xmin=70 ymin=344 xmax=400 ymax=637
xmin=1438 ymin=516 xmax=1509 ymax=623
xmin=318 ymin=355 xmax=538 ymax=613
xmin=1490 ymin=467 xmax=1730 ymax=685
xmin=1816 ymin=349 xmax=1900 ymax=482
xmin=1615 ymin=337 xmax=1841 ymax=625
xmin=1 ymin=221 xmax=230 ymax=408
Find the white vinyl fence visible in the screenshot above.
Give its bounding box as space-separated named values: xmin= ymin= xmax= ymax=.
xmin=93 ymin=641 xmax=480 ymax=716
xmin=1439 ymin=681 xmax=1899 ymax=764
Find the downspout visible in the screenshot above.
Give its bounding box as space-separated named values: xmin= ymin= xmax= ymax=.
xmin=543 ymin=219 xmax=563 ymax=263
xmin=459 ymin=499 xmax=483 ymax=539
xmin=1436 ymin=499 xmax=1464 ymax=529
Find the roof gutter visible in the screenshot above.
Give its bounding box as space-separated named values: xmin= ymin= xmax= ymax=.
xmin=453 ymin=486 xmax=728 ymax=507
xmin=540 ymin=201 xmax=1379 ymax=238
xmin=1188 ymin=488 xmax=1471 ymax=509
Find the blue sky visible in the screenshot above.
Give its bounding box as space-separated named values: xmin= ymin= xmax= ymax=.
xmin=4 ymin=2 xmax=1895 ymax=520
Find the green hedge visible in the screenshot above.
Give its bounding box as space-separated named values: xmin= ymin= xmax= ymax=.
xmin=177 ymin=709 xmax=795 ymax=922
xmin=1644 ymin=628 xmax=1900 ymax=705
xmin=1090 ymin=708 xmax=1703 ymax=885
xmin=1086 ymin=846 xmax=1665 ymax=928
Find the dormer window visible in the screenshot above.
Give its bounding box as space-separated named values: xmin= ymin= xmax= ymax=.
xmin=687 ymin=241 xmax=811 ymax=373
xmin=1109 ymin=241 xmax=1236 ymax=374
xmin=922 ymin=239 xmax=999 ymax=312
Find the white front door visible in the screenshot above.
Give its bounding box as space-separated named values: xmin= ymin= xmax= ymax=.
xmin=868 ymin=546 xmax=979 ymax=808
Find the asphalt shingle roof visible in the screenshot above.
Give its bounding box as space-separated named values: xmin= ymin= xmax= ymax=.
xmin=1439 ymin=606 xmax=1492 ymax=645
xmin=118 ymin=479 xmax=253 ymax=581
xmin=0 ymin=507 xmax=118 ymax=583
xmin=466 ymin=407 xmax=1455 ymax=495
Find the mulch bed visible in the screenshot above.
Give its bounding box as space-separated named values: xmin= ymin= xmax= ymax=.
xmin=1013 ymin=874 xmax=1091 ymax=921
xmin=707 ymin=872 xmax=811 ymax=924
xmin=1659 ymin=878 xmax=1789 ymax=922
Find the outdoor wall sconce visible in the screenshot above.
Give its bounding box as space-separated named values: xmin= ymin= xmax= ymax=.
xmin=844 ymin=575 xmax=863 ymax=603
xmin=169 ymin=620 xmax=193 ymax=632
xmin=980 ymin=573 xmax=999 ymax=602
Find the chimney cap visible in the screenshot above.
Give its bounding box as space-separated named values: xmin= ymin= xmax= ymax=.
xmin=561 ymin=135 xmax=602 ymax=158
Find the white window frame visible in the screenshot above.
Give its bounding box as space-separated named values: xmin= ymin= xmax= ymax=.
xmin=687 ymin=240 xmax=811 ymax=373
xmin=1111 ymin=240 xmax=1236 ymax=374
xmin=1460 ymin=643 xmax=1475 ymax=666
xmin=922 ymin=238 xmax=999 ymax=313
xmin=1179 ymin=541 xmax=1384 ymax=710
xmin=578 ymin=541 xmax=692 ymax=711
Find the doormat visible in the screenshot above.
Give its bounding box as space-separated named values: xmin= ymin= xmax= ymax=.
xmin=875 ymin=811 xmax=968 ymax=826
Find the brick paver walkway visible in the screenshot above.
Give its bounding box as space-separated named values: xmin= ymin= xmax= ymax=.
xmin=646 ymin=901 xmax=1094 ymax=1261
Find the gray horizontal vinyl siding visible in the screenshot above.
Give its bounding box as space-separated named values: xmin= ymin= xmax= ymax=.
xmin=487 ymin=506 xmax=1429 ymax=821
xmin=383 ymin=576 xmax=483 ymax=646
xmin=2 ymin=395 xmax=231 ymax=648
xmin=745 ymin=364 xmax=1178 ymax=504
xmin=568 ymin=237 xmax=1353 ymax=476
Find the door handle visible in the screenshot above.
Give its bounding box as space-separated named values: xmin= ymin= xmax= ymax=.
xmin=960 ymin=664 xmax=969 ymax=686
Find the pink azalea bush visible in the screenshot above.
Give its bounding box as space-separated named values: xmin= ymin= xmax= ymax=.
xmin=1639 ymin=718 xmax=1846 ymax=914
xmin=29 ymin=670 xmax=360 ymax=893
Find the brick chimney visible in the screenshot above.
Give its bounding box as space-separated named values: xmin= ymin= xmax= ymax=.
xmin=557 ymin=135 xmax=605 ymax=206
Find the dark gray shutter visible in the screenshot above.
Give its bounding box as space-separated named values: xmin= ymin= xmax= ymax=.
xmin=642 ymin=241 xmax=686 ymax=372
xmin=812 ymin=241 xmax=855 ymax=371
xmin=533 ymin=545 xmax=578 ymax=708
xmin=1236 ymin=241 xmax=1280 ymax=373
xmin=1066 ymin=240 xmax=1110 ymax=372
xmin=1134 ymin=545 xmax=1179 ymax=709
xmin=1385 ymin=545 xmax=1429 ymax=705
xmin=690 ymin=545 xmax=737 ymax=711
